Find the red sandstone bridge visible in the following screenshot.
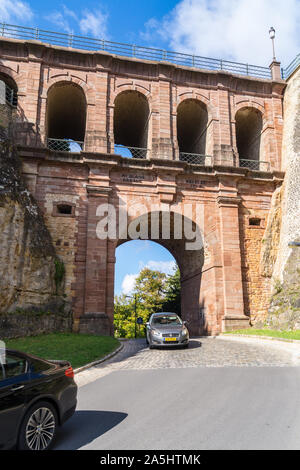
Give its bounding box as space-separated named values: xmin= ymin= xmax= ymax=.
xmin=0 ymin=24 xmax=289 ymax=336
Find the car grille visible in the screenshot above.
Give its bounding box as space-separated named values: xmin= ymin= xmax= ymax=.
xmin=162 ymin=333 xmax=180 ymax=337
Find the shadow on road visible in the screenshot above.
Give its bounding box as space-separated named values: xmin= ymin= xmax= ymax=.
xmin=54 ymin=410 xmax=127 ymax=450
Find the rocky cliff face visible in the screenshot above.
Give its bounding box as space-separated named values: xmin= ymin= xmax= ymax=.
xmin=262 ymin=65 xmax=300 ymax=329
xmin=0 ymin=141 xmax=65 ymax=314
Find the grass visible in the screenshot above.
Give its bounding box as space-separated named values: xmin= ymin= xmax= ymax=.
xmin=3 ymin=333 xmax=120 ymax=369
xmin=224 ymin=328 xmax=300 ymax=341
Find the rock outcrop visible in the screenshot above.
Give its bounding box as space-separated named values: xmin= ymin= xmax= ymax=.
xmin=264 ymin=64 xmax=300 ymax=329
xmin=0 ymin=141 xmax=65 ymax=314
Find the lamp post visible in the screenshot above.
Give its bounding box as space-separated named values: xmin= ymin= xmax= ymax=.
xmin=269 ymin=26 xmax=276 ymax=61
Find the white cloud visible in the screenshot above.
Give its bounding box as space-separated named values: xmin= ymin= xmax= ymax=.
xmin=0 ymin=0 xmax=33 ymax=23
xmin=121 ymin=259 xmax=176 ymax=294
xmin=46 ymin=5 xmax=108 ymax=39
xmin=145 ymin=260 xmax=176 ymax=275
xmin=142 ymin=0 xmax=300 ymax=66
xmin=79 ymin=9 xmax=108 ymax=38
xmin=121 ymin=273 xmax=138 ymax=295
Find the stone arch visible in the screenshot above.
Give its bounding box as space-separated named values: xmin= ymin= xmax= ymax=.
xmin=42 ymin=74 xmax=95 ymax=105
xmin=176 ymin=91 xmax=216 ymax=121
xmin=113 ymin=209 xmax=205 ymax=335
xmin=235 ymin=105 xmax=264 ymax=164
xmin=113 ymin=89 xmax=151 ymax=157
xmin=112 ymin=82 xmax=152 ymax=106
xmin=176 ymin=98 xmax=209 ymax=156
xmin=45 ymin=80 xmax=87 ymax=149
xmin=0 ymin=67 xmax=18 ymax=106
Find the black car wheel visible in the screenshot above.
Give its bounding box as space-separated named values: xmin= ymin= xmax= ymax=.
xmin=18 ymin=401 xmax=58 ymax=450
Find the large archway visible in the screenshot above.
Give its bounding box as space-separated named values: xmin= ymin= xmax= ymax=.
xmin=112 ymin=210 xmax=205 ymax=336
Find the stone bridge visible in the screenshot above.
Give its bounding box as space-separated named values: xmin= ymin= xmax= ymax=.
xmin=0 ymin=35 xmax=286 ymax=335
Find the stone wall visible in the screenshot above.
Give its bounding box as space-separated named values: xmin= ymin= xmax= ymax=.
xmin=0 ymin=311 xmax=72 ymax=339
xmin=0 ymin=140 xmax=69 ymax=323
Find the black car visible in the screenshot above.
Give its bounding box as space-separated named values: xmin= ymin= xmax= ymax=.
xmin=0 ymin=349 xmax=77 ymax=450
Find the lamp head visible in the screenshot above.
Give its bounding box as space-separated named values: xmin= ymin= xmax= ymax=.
xmin=269 ymin=26 xmax=275 ymax=40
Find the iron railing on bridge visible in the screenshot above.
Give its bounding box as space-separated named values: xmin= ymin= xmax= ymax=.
xmin=0 ymin=23 xmax=272 ymax=80
xmin=114 ymin=144 xmax=148 ymax=159
xmin=179 ymin=152 xmax=213 ymax=165
xmin=239 ymin=159 xmax=270 ymax=171
xmin=281 ymin=53 xmax=300 ymax=80
xmin=47 ymin=138 xmax=84 ymax=152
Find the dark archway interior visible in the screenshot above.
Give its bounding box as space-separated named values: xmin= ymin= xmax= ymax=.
xmin=236 ymin=107 xmax=263 ymax=161
xmin=46 ymin=82 xmax=86 ymax=141
xmin=177 ymin=99 xmax=208 ymax=154
xmin=114 ymin=91 xmax=149 ymax=149
xmin=0 ymin=73 xmax=18 ymax=106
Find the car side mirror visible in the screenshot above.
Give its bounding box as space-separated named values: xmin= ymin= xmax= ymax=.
xmin=183 ymin=321 xmax=188 ymax=325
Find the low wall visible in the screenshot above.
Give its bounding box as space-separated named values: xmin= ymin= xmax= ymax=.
xmin=0 ymin=311 xmax=73 ymax=339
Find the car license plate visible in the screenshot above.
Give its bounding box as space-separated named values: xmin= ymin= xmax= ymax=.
xmin=164 ymin=337 xmax=177 ymax=342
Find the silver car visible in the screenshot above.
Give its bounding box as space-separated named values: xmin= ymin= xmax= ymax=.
xmin=146 ymin=312 xmax=189 ymax=349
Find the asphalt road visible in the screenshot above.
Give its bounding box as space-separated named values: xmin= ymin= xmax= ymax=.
xmin=54 ymin=339 xmax=300 ymax=450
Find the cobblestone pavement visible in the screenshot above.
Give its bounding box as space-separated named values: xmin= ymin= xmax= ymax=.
xmin=76 ymin=336 xmax=300 ymax=387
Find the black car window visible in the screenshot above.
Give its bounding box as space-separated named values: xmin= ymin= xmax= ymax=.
xmin=3 ymin=354 xmax=28 ymax=379
xmin=30 ymin=358 xmax=52 ymax=374
xmin=152 ymin=315 xmax=182 ymax=325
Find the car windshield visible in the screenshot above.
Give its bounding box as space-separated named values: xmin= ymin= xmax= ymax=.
xmin=152 ymin=315 xmax=182 ymax=326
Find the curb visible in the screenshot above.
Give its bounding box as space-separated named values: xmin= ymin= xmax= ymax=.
xmin=221 ymin=333 xmax=300 ymax=345
xmin=74 ymin=342 xmax=124 ymax=374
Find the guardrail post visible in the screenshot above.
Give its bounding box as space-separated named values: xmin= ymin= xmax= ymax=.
xmin=1 ymin=23 xmax=5 ymax=36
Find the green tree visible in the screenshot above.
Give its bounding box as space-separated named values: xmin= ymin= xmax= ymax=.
xmin=162 ymin=267 xmax=181 ymax=315
xmin=114 ymin=265 xmax=181 ymax=338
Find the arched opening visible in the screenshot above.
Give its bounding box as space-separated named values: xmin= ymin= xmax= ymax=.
xmin=177 ymin=99 xmax=208 ymax=164
xmin=114 ymin=240 xmax=179 ymax=338
xmin=113 ymin=90 xmax=150 ymax=159
xmin=46 ymin=82 xmax=86 ymax=152
xmin=0 ymin=73 xmax=18 ymax=107
xmin=0 ymin=73 xmax=18 ymax=139
xmin=236 ymin=107 xmax=263 ymax=169
xmin=112 ymin=210 xmax=205 ymax=337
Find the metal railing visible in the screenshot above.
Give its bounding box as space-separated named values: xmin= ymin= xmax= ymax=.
xmin=114 ymin=144 xmax=148 ymax=159
xmin=239 ymin=159 xmax=270 ymax=171
xmin=0 ymin=23 xmax=272 ymax=80
xmin=281 ymin=53 xmax=300 ymax=80
xmin=47 ymin=138 xmax=84 ymax=152
xmin=179 ymin=152 xmax=213 ymax=165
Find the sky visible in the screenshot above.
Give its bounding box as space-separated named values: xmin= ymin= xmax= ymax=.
xmin=115 ymin=241 xmax=176 ymax=296
xmin=1 ymin=0 xmax=299 ymax=293
xmin=0 ymin=0 xmax=299 ymax=67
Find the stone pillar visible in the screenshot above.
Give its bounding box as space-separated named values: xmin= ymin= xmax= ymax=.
xmin=79 ymin=185 xmax=113 ymax=335
xmin=151 ymin=65 xmax=173 ymax=160
xmin=214 ymin=80 xmax=235 ymax=166
xmin=269 ymin=61 xmax=282 ymax=81
xmin=217 ymin=180 xmax=249 ymax=330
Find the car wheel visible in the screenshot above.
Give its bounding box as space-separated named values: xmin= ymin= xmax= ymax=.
xmin=18 ymin=401 xmax=58 ymax=451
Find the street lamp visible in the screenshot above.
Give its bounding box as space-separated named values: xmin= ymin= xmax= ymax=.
xmin=269 ymin=26 xmax=276 ymax=61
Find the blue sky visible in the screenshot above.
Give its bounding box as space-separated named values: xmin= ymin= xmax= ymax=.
xmin=115 ymin=241 xmax=176 ymax=296
xmin=1 ymin=0 xmax=300 ymax=66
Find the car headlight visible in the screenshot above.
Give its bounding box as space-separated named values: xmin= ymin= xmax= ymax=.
xmin=181 ymin=327 xmax=188 ymax=337
xmin=151 ymin=329 xmax=161 ymax=336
